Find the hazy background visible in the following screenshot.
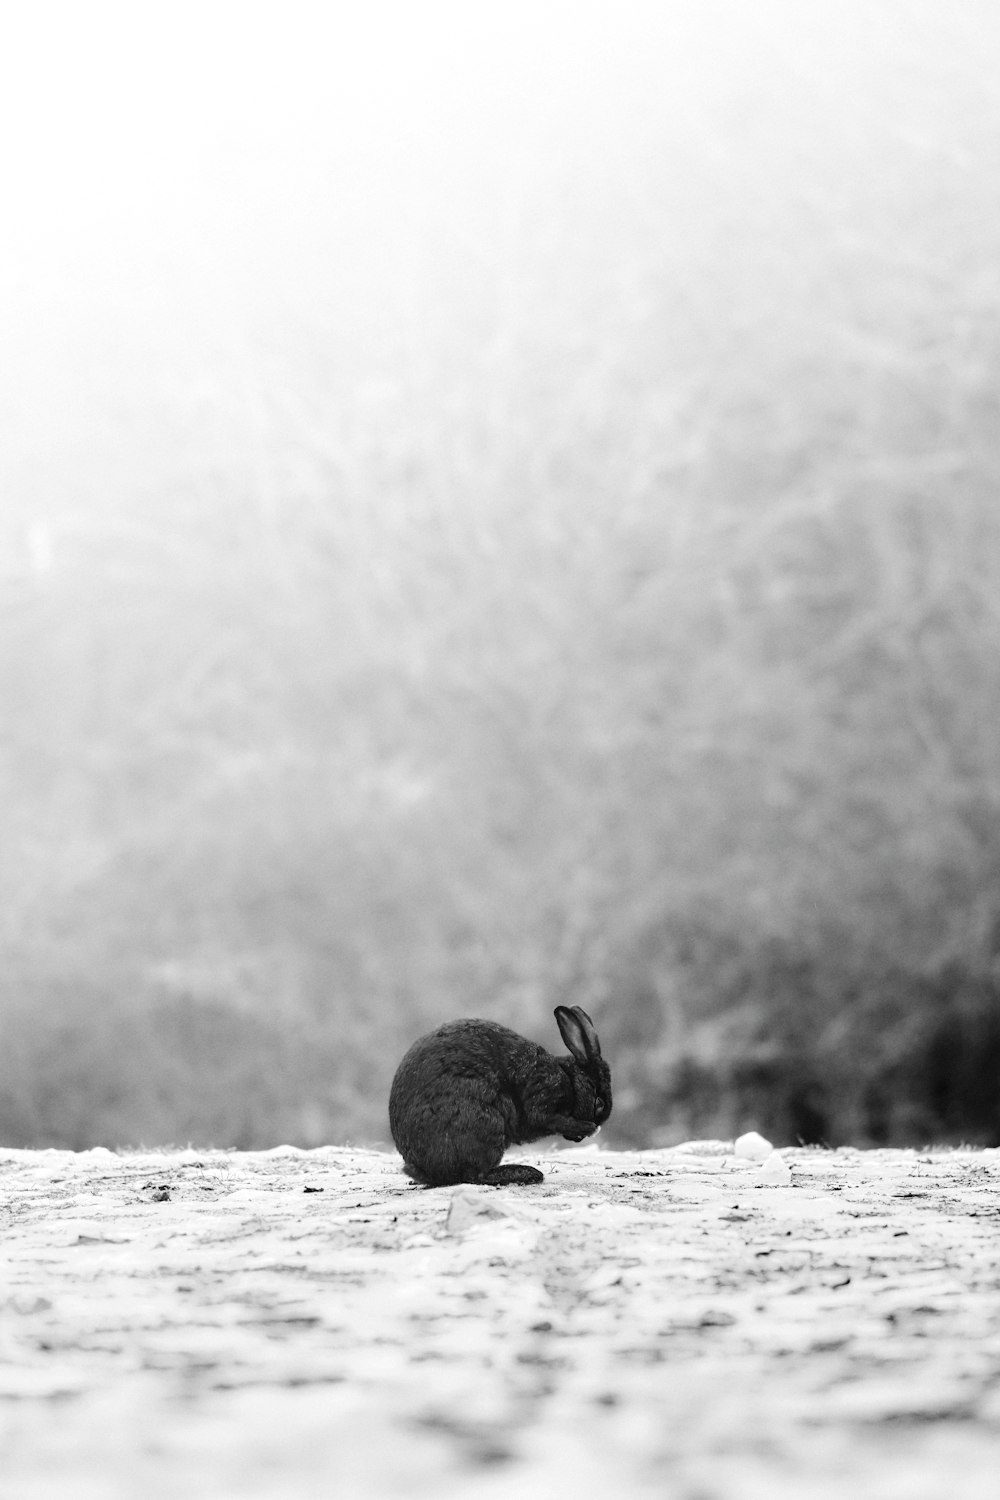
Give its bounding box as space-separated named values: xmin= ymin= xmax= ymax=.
xmin=3 ymin=1 xmax=1000 ymax=1150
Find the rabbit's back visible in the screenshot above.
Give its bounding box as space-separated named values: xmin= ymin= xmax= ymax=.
xmin=393 ymin=1019 xmax=544 ymax=1093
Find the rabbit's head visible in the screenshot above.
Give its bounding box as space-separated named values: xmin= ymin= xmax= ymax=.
xmin=554 ymin=1005 xmax=612 ymax=1133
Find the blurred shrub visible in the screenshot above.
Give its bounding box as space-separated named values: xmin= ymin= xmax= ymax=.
xmin=605 ymin=944 xmax=1000 ymax=1148
xmin=0 ymin=987 xmax=379 ymax=1150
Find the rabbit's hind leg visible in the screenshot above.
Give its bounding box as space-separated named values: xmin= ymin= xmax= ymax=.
xmin=479 ymin=1163 xmax=544 ymax=1186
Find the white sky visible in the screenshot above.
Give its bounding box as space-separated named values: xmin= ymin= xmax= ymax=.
xmin=0 ymin=1 xmax=838 ymax=283
xmin=1 ymin=1 xmax=997 ymax=535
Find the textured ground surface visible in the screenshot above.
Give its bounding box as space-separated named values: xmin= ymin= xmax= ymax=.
xmin=1 ymin=1141 xmax=998 ymax=1498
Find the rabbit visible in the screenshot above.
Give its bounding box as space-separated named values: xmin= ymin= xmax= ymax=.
xmin=388 ymin=1005 xmax=611 ymax=1186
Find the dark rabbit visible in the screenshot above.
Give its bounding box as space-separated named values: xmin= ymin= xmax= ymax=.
xmin=388 ymin=1006 xmax=611 ymax=1186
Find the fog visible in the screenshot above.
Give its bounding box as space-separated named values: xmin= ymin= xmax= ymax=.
xmin=2 ymin=2 xmax=1000 ymax=1149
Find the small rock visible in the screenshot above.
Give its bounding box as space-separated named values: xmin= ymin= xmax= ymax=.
xmin=733 ymin=1131 xmax=773 ymax=1161
xmin=445 ymin=1187 xmax=511 ymax=1236
xmin=699 ymin=1309 xmax=737 ymax=1327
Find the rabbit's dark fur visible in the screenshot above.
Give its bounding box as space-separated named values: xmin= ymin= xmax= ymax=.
xmin=388 ymin=1006 xmax=611 ymax=1186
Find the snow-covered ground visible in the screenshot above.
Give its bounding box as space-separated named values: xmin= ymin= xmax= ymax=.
xmin=1 ymin=1141 xmax=998 ymax=1498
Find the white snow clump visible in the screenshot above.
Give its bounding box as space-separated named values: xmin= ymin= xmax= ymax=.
xmin=733 ymin=1131 xmax=773 ymax=1160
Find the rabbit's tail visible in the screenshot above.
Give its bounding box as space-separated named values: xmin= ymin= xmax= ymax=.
xmin=480 ymin=1163 xmax=544 ymax=1186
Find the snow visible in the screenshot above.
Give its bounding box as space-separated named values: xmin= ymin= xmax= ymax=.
xmin=0 ymin=1142 xmax=998 ymax=1497
xmin=756 ymin=1149 xmax=793 ymax=1182
xmin=733 ymin=1130 xmax=774 ymax=1160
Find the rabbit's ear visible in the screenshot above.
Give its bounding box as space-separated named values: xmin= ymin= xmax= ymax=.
xmin=554 ymin=1005 xmax=602 ymax=1062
